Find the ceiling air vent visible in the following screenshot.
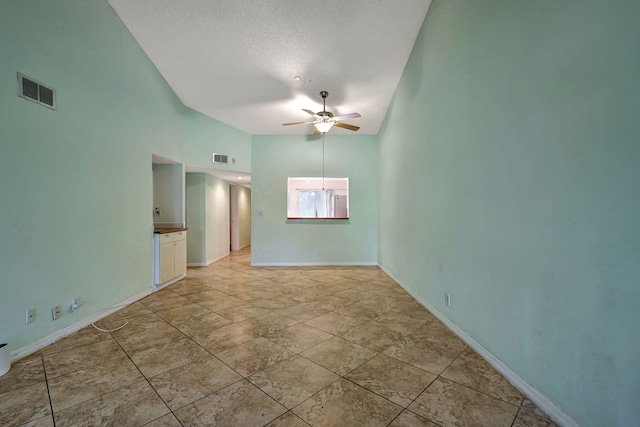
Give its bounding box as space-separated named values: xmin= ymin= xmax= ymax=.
xmin=213 ymin=153 xmax=229 ymax=164
xmin=18 ymin=73 xmax=56 ymax=109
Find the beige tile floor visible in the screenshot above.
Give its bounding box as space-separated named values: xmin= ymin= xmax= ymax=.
xmin=0 ymin=247 xmax=558 ymax=426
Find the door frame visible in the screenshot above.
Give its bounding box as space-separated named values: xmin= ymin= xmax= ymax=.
xmin=229 ymin=184 xmax=240 ymax=251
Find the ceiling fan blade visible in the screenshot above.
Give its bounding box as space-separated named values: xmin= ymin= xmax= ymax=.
xmin=282 ymin=120 xmax=315 ymax=126
xmin=302 ymin=109 xmax=318 ymax=116
xmin=334 ymin=122 xmax=360 ymax=131
xmin=332 ymin=112 xmax=361 ymax=121
xmin=313 ymin=128 xmax=321 ymax=136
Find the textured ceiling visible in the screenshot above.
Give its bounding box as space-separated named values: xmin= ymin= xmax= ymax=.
xmin=108 ymin=0 xmax=431 ymax=136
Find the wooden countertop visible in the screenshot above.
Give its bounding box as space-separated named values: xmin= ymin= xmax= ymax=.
xmin=154 ymin=227 xmax=188 ymax=234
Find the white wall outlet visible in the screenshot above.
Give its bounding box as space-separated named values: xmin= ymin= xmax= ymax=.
xmin=154 ymin=207 xmax=161 ymax=216
xmin=52 ymin=305 xmax=62 ymax=320
xmin=26 ymin=308 xmax=35 ymax=324
xmin=317 ymin=249 xmax=323 ymax=257
xmin=445 ymin=293 xmax=451 ymax=307
xmin=71 ymin=296 xmax=81 ymax=311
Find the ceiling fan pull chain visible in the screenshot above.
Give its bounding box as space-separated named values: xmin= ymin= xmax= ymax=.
xmin=322 ymin=133 xmax=325 ymax=190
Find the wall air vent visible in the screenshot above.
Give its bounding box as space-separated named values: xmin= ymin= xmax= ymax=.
xmin=18 ymin=73 xmax=56 ymax=109
xmin=213 ymin=153 xmax=229 ymax=164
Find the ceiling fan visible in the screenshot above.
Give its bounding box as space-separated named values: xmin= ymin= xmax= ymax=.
xmin=283 ymin=91 xmax=361 ymax=135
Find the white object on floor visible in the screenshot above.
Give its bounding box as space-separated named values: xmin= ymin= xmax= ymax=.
xmin=0 ymin=343 xmax=11 ymax=377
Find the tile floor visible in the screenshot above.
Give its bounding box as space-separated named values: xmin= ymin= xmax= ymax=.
xmin=0 ymin=247 xmax=558 ymax=426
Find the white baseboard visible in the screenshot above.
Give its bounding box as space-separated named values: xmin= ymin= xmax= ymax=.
xmin=154 ymin=273 xmax=186 ymax=291
xmin=10 ymin=287 xmax=153 ymax=363
xmin=238 ymin=243 xmax=251 ymax=250
xmin=378 ymin=264 xmax=578 ymax=427
xmin=187 ymin=252 xmax=230 ymax=268
xmin=207 ymin=252 xmax=230 ymax=266
xmin=251 ymin=261 xmax=378 ymax=267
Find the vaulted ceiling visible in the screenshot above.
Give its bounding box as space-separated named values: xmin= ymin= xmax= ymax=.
xmin=108 ymin=0 xmax=432 ymax=136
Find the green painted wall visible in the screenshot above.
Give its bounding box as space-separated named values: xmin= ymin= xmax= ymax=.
xmin=251 ymin=135 xmax=377 ymax=265
xmin=184 ymin=108 xmax=251 ymax=173
xmin=0 ymin=0 xmax=250 ymax=352
xmin=378 ymin=1 xmax=640 ymax=425
xmin=186 ymin=173 xmax=206 ymax=265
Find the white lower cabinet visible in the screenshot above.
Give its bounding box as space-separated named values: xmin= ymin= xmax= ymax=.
xmin=154 ymin=231 xmax=187 ymax=286
xmin=173 ymin=237 xmax=187 ymax=279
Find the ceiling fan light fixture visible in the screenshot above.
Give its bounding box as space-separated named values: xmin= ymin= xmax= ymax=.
xmin=283 ymin=91 xmax=360 ymax=134
xmin=314 ymin=121 xmax=333 ymax=133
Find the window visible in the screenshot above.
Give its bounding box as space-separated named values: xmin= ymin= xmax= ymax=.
xmin=299 ymin=190 xmax=322 ymax=217
xmin=287 ymin=177 xmax=349 ymax=219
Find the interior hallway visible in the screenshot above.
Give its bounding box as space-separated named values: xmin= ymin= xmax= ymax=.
xmin=1 ymin=248 xmax=557 ymax=426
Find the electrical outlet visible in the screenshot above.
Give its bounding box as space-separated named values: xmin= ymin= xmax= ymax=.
xmin=52 ymin=305 xmax=62 ymax=320
xmin=154 ymin=207 xmax=161 ymax=216
xmin=26 ymin=308 xmax=35 ymax=324
xmin=445 ymin=293 xmax=451 ymax=307
xmin=71 ymin=296 xmax=81 ymax=311
xmin=316 ymin=249 xmax=323 ymax=257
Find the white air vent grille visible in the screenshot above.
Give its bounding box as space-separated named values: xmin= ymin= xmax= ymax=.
xmin=213 ymin=153 xmax=229 ymax=164
xmin=18 ymin=73 xmax=56 ymax=109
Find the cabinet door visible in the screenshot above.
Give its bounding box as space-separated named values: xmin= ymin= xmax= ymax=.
xmin=159 ymin=243 xmax=175 ymax=283
xmin=173 ymin=239 xmax=187 ymax=277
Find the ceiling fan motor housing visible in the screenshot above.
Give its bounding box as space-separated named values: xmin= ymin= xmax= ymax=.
xmin=281 ymin=90 xmax=360 ymax=133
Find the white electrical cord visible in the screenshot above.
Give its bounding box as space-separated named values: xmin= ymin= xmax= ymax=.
xmin=91 ymin=320 xmax=129 ymax=333
xmin=90 ymin=303 xmax=133 ymax=332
